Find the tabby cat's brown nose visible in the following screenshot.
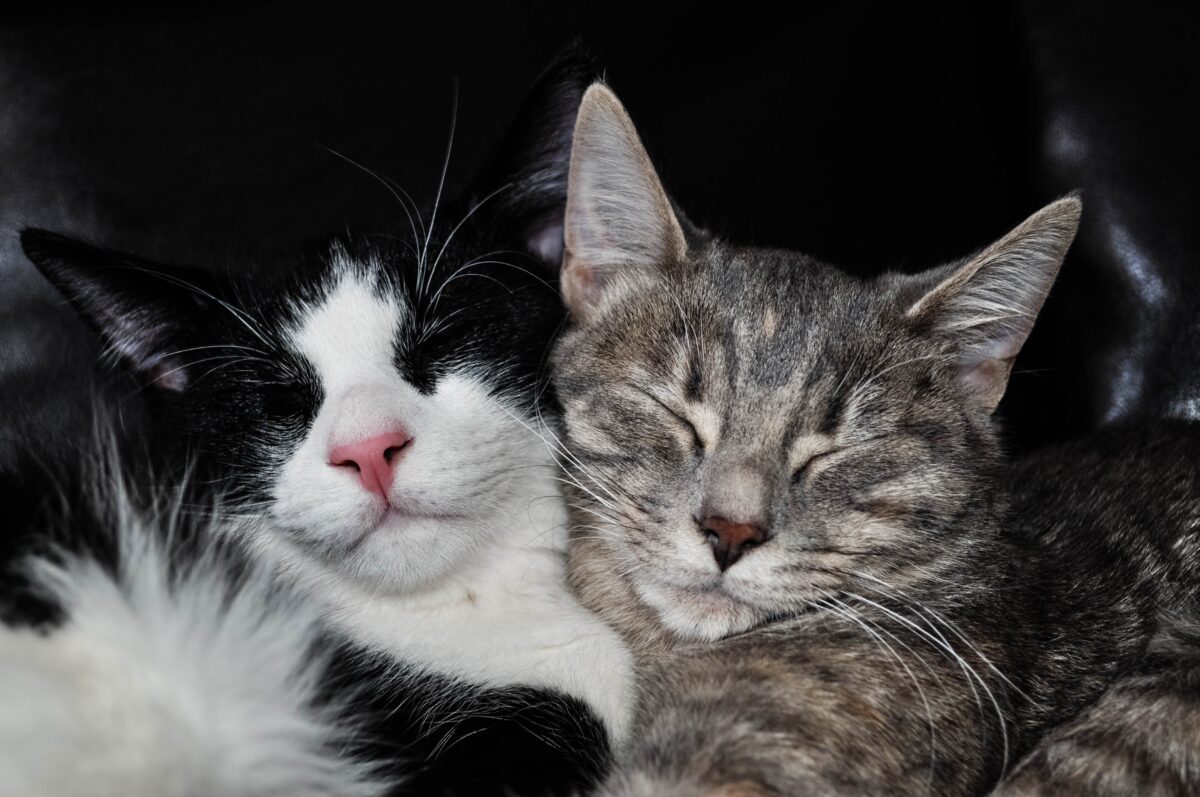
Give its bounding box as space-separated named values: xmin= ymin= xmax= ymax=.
xmin=702 ymin=516 xmax=768 ymax=572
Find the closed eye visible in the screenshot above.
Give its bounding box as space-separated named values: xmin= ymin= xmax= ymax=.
xmin=792 ymin=433 xmax=892 ymax=484
xmin=642 ymin=391 xmax=705 ymax=452
xmin=792 ymin=450 xmax=838 ymax=483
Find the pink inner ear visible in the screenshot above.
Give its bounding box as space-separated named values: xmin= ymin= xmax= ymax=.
xmin=954 ymin=330 xmax=1025 ymax=408
xmin=562 ymin=256 xmax=608 ymax=319
xmin=960 ymin=357 xmax=1012 ymax=393
xmin=145 ymin=359 xmax=188 ymax=392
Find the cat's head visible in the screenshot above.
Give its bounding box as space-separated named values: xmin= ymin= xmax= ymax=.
xmin=21 ymin=52 xmax=596 ymax=595
xmin=553 ymin=85 xmax=1080 ymax=642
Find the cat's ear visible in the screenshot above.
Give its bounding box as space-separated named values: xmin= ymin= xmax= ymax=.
xmin=465 ymin=44 xmax=600 ymax=269
xmin=562 ymin=83 xmax=687 ymax=322
xmin=21 ymin=229 xmax=220 ymax=393
xmin=905 ymin=196 xmax=1082 ymax=411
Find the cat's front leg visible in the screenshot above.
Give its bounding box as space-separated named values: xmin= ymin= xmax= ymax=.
xmin=991 ymin=647 xmax=1200 ymax=797
xmin=600 ymin=614 xmax=1016 ymax=797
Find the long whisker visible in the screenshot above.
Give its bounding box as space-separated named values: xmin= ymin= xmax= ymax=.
xmin=427 ymin=182 xmax=514 ymax=286
xmin=316 ymin=143 xmax=423 ymax=256
xmin=852 ymin=353 xmax=945 ymax=400
xmin=499 ymin=403 xmax=626 ymax=507
xmin=851 ymin=571 xmax=1027 ymax=698
xmin=421 ymin=82 xmax=459 ymax=300
xmin=158 ymin=343 xmax=271 ymax=359
xmin=841 ymin=587 xmax=1010 ymax=770
xmin=429 ymin=256 xmax=556 ymax=309
xmin=120 ymin=265 xmax=274 ymax=348
xmin=819 ymin=594 xmax=939 ymax=790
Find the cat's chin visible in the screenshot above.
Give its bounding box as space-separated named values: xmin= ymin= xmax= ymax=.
xmin=337 ymin=512 xmax=486 ymax=591
xmin=635 ymin=578 xmax=766 ymax=642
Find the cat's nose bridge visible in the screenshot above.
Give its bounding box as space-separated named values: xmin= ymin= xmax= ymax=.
xmin=324 ymin=383 xmax=415 ymax=458
xmin=700 ymin=455 xmax=773 ymax=530
xmin=326 ymin=383 xmax=410 ymax=436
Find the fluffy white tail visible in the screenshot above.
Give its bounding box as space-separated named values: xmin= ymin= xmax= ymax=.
xmin=0 ymin=498 xmax=382 ymax=797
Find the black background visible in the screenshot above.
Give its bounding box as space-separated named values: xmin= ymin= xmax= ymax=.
xmin=2 ymin=1 xmax=1198 ymax=457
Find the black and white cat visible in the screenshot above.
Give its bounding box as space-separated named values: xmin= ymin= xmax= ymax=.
xmin=1 ymin=52 xmax=630 ymax=796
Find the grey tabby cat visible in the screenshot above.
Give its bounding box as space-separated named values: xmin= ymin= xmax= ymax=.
xmin=552 ymin=83 xmax=1200 ymax=796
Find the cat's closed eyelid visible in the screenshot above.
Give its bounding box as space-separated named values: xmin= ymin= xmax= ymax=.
xmin=789 ymin=433 xmax=837 ymax=477
xmin=791 ymin=449 xmax=839 ymax=483
xmin=635 ymin=387 xmax=706 ymax=451
xmin=790 ymin=432 xmax=894 ymax=484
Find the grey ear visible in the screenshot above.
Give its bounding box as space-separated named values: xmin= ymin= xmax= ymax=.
xmin=906 ymin=196 xmax=1082 ymax=411
xmin=563 ymin=83 xmax=687 ymax=321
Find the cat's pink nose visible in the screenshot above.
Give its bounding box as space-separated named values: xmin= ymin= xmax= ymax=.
xmin=328 ymin=431 xmax=412 ymax=500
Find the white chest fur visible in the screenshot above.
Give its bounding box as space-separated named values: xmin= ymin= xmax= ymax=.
xmin=259 ymin=494 xmax=634 ymax=744
xmin=253 ymin=270 xmax=634 ymax=744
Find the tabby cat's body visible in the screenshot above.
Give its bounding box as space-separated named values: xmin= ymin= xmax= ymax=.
xmin=552 ymin=83 xmax=1200 ymax=795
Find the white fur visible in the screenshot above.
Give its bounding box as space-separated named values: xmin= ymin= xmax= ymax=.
xmin=0 ymin=249 xmax=631 ymax=795
xmin=266 ymin=478 xmax=634 ymax=740
xmin=0 ymin=505 xmax=378 ymax=797
xmin=253 ymin=263 xmax=634 ymax=740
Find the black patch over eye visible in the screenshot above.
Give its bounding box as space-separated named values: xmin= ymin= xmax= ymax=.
xmin=394 ymin=302 xmax=466 ymax=395
xmin=259 ymin=359 xmax=323 ymax=430
xmin=395 ymin=343 xmax=444 ymax=395
xmin=260 ymin=384 xmax=311 ymax=420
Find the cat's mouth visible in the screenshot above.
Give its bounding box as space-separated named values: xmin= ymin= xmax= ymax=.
xmin=674 ymin=582 xmax=740 ymax=605
xmin=360 ymin=490 xmax=469 ymax=523
xmin=376 ymin=506 xmax=469 ymax=528
xmin=347 ymin=504 xmax=470 ymax=549
xmin=636 ymin=574 xmax=769 ymax=641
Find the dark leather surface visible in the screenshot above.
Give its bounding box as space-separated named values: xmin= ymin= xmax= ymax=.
xmin=1 ymin=2 xmax=1196 ymax=467
xmin=1017 ymin=0 xmax=1200 ymax=434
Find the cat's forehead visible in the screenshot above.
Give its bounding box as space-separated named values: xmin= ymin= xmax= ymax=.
xmin=573 ymin=243 xmax=908 ymax=431
xmin=269 ymin=244 xmax=415 ymax=386
xmin=280 ymin=234 xmax=475 ymax=329
xmin=290 ymin=264 xmax=404 ymax=387
xmin=666 ymin=246 xmax=886 ymax=383
xmin=695 ymin=244 xmax=863 ymax=320
xmin=270 ymin=235 xmax=561 ymax=398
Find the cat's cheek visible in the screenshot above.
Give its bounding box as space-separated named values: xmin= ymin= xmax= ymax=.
xmin=266 ymin=435 xmax=385 ymax=553
xmin=565 ymin=417 xmax=626 ymax=468
xmin=836 ymin=511 xmax=914 ymax=553
xmin=268 ymin=486 xmax=382 ymax=555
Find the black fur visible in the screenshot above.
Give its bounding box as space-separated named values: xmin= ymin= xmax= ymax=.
xmin=8 ymin=47 xmax=609 ymax=797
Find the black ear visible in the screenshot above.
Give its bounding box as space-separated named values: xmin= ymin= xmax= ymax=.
xmin=465 ymin=44 xmax=601 ymax=268
xmin=21 ymin=229 xmax=222 ymax=393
